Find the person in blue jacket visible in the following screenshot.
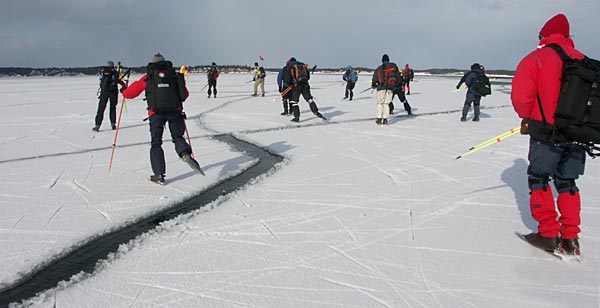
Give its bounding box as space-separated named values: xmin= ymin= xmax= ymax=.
xmin=342 ymin=65 xmax=358 ymax=100
xmin=277 ymin=59 xmax=294 ymax=115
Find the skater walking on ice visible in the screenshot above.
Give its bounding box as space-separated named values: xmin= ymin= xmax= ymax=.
xmin=252 ymin=62 xmax=266 ymax=97
xmin=342 ymin=65 xmax=358 ymax=100
xmin=511 ymin=14 xmax=587 ymax=256
xmin=122 ymin=53 xmax=204 ymax=185
xmin=371 ymin=54 xmax=401 ymax=125
xmin=207 ymin=62 xmax=219 ymax=98
xmin=277 ymin=60 xmax=294 ymax=116
xmin=287 ymin=57 xmax=326 ymax=122
xmin=456 ymin=63 xmax=489 ymax=122
xmin=402 ymin=64 xmax=414 ymax=95
xmin=93 ymin=60 xmax=126 ymax=132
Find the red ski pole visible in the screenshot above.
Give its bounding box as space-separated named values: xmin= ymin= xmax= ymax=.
xmin=108 ymin=70 xmax=131 ymax=172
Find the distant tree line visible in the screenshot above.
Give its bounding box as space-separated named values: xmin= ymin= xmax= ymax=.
xmin=0 ymin=65 xmax=515 ymax=77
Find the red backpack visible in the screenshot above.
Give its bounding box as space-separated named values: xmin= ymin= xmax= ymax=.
xmin=291 ymin=62 xmax=309 ymax=85
xmin=377 ymin=63 xmax=400 ymax=89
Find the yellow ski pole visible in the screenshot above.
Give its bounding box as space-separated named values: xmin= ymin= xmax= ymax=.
xmin=468 ymin=126 xmax=521 ymax=151
xmin=455 ymin=126 xmax=521 ymax=160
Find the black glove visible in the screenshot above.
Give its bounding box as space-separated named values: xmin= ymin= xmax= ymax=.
xmin=120 ymin=86 xmax=127 ymax=93
xmin=456 ymin=85 xmax=460 ymax=89
xmin=520 ymin=118 xmax=529 ymax=135
xmin=181 ymin=112 xmax=187 ymax=120
xmin=372 ymin=83 xmax=377 ymax=89
xmin=278 ymin=85 xmax=283 ymax=92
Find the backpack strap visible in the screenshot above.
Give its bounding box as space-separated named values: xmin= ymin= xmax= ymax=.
xmin=536 ymin=44 xmax=569 ymax=126
xmin=545 ymin=43 xmax=572 ymax=61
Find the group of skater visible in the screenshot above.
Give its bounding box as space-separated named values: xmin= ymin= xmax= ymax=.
xmin=91 ymin=54 xmax=487 ymax=176
xmin=90 ymin=13 xmax=588 ymax=259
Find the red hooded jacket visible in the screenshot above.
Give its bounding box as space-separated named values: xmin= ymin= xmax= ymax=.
xmin=511 ymin=34 xmax=584 ymax=125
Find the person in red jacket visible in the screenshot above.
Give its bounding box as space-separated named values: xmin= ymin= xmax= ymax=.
xmin=122 ymin=53 xmax=202 ymax=185
xmin=207 ymin=62 xmax=219 ymax=98
xmin=511 ymin=14 xmax=586 ymax=255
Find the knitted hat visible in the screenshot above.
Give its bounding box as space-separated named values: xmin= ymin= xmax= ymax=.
xmin=290 ymin=57 xmax=296 ymax=62
xmin=107 ymin=61 xmax=114 ymax=67
xmin=471 ymin=63 xmax=481 ymax=70
xmin=539 ymin=14 xmax=570 ymax=37
xmin=254 ymin=62 xmax=259 ymax=66
xmin=212 ymin=62 xmax=216 ymax=66
xmin=151 ymin=53 xmax=165 ymax=63
xmin=382 ymin=54 xmax=389 ymax=62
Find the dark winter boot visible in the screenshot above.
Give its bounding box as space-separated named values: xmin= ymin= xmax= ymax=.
xmin=308 ymin=101 xmax=322 ymax=117
xmin=523 ymin=232 xmax=559 ymax=252
xmin=111 ymin=123 xmax=117 ymax=130
xmin=558 ymin=238 xmax=580 ymax=255
xmin=472 ymin=116 xmax=479 ymax=122
xmin=403 ymin=102 xmax=412 ymax=115
xmin=460 ymin=116 xmax=467 ymax=122
xmin=149 ymin=174 xmax=165 ymax=185
xmin=375 ymin=118 xmax=381 ymax=125
xmin=290 ymin=103 xmax=300 ymax=122
xmin=92 ymin=125 xmax=100 ymax=132
xmin=381 ymin=118 xmax=388 ymax=125
xmin=281 ymin=100 xmax=289 ymax=116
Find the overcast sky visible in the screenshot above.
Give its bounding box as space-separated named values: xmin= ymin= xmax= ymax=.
xmin=1 ymin=0 xmax=599 ymax=70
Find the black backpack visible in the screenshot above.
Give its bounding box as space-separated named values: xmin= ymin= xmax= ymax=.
xmin=542 ymin=44 xmax=600 ymax=155
xmin=291 ymin=62 xmax=309 ymax=85
xmin=99 ymin=68 xmax=118 ymax=92
xmin=145 ymin=61 xmax=187 ymax=112
xmin=472 ymin=72 xmax=491 ymax=96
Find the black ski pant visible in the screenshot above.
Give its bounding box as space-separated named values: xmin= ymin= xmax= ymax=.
xmin=345 ymin=81 xmax=356 ymax=99
xmin=207 ymin=79 xmax=217 ymax=97
xmin=148 ymin=112 xmax=192 ymax=176
xmin=462 ymin=90 xmax=481 ymax=118
xmin=290 ymin=84 xmax=320 ymax=119
xmin=95 ymin=91 xmax=118 ymax=127
xmin=390 ymin=88 xmax=411 ymax=114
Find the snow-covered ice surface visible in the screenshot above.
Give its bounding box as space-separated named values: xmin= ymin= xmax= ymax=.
xmin=1 ymin=72 xmax=599 ymax=307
